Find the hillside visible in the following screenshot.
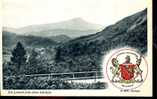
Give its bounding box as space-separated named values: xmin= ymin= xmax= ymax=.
xmin=50 ymin=35 xmax=71 ymax=43
xmin=2 ymin=31 xmax=57 ymax=49
xmin=55 ymin=9 xmax=147 ymax=72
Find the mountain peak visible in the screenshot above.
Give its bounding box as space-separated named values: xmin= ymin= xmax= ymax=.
xmin=64 ymin=17 xmax=91 ymax=25
xmin=70 ymin=17 xmax=86 ymax=22
xmin=4 ymin=17 xmax=103 ymax=38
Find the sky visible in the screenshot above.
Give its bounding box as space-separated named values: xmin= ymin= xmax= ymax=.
xmin=2 ymin=0 xmax=147 ymax=28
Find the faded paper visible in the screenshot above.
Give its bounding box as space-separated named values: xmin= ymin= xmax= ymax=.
xmin=0 ymin=0 xmax=152 ymax=96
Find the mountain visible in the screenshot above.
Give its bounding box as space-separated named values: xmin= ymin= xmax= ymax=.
xmin=55 ymin=9 xmax=147 ymax=72
xmin=3 ymin=27 xmax=19 ymax=33
xmin=50 ymin=35 xmax=71 ymax=43
xmin=2 ymin=31 xmax=57 ymax=49
xmin=10 ymin=18 xmax=103 ymax=38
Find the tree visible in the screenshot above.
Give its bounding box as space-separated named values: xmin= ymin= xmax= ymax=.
xmin=27 ymin=48 xmax=51 ymax=74
xmin=27 ymin=49 xmax=38 ymax=74
xmin=10 ymin=42 xmax=27 ymax=74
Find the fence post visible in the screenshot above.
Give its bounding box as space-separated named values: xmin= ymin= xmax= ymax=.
xmin=72 ymin=73 xmax=75 ymax=79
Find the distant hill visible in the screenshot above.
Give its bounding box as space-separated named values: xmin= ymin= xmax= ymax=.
xmin=2 ymin=31 xmax=57 ymax=49
xmin=55 ymin=9 xmax=147 ymax=72
xmin=50 ymin=35 xmax=71 ymax=43
xmin=4 ymin=18 xmax=103 ymax=38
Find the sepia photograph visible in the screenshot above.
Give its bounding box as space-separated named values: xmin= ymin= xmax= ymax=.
xmin=0 ymin=0 xmax=152 ymax=96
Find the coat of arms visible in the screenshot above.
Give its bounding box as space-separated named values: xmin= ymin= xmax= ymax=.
xmin=110 ymin=55 xmax=143 ymax=83
xmin=106 ymin=49 xmax=148 ymax=89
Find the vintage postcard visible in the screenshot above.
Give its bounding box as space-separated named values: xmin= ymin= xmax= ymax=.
xmin=0 ymin=0 xmax=153 ymax=96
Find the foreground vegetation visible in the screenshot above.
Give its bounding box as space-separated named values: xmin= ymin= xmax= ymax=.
xmin=3 ymin=76 xmax=107 ymax=89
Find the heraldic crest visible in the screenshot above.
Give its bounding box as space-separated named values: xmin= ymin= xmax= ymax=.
xmin=110 ymin=54 xmax=143 ymax=83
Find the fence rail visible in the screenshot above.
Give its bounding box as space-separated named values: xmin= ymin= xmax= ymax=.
xmin=4 ymin=71 xmax=104 ymax=80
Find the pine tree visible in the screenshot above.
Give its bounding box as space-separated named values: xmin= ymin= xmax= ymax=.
xmin=10 ymin=42 xmax=27 ymax=73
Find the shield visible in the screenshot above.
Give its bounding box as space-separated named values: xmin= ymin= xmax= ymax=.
xmin=120 ymin=63 xmax=136 ymax=80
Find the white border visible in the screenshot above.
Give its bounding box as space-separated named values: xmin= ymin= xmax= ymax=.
xmin=0 ymin=0 xmax=152 ymax=96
